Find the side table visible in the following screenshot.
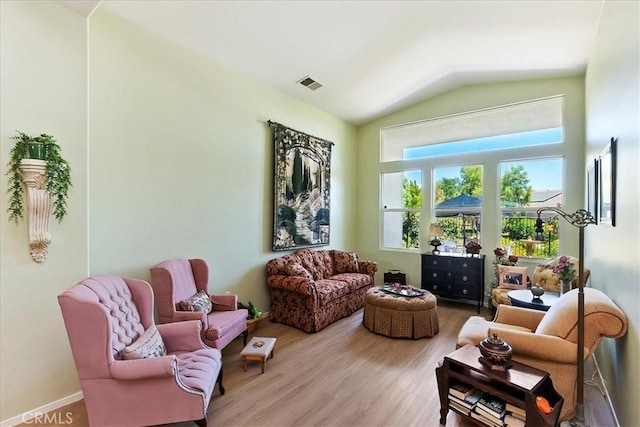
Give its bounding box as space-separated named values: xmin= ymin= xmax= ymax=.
xmin=507 ymin=289 xmax=560 ymax=311
xmin=436 ymin=345 xmax=563 ymax=426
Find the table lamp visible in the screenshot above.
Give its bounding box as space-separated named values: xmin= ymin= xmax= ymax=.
xmin=427 ymin=222 xmax=445 ymax=254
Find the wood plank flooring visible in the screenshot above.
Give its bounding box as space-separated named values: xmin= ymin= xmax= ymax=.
xmin=19 ymin=301 xmax=616 ymax=427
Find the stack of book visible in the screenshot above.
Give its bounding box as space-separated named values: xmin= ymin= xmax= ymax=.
xmin=472 ymin=393 xmax=506 ymax=426
xmin=448 ymin=382 xmax=528 ymax=427
xmin=504 ymin=403 xmax=526 ymax=427
xmin=448 ymin=381 xmax=484 ymax=416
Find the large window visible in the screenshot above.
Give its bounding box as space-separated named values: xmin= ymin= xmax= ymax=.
xmin=381 ymin=171 xmax=422 ymax=249
xmin=379 ymin=96 xmax=566 ymax=257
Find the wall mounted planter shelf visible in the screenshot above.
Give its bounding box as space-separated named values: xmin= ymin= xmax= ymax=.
xmin=20 ymin=159 xmax=52 ymax=262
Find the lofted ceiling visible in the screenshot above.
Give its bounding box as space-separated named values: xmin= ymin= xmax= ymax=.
xmin=56 ymin=0 xmax=604 ymax=125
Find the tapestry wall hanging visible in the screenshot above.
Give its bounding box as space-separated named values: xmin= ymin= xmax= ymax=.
xmin=269 ymin=121 xmax=333 ymax=251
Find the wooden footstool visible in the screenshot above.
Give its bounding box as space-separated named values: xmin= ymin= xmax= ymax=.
xmin=241 ymin=337 xmax=276 ymax=374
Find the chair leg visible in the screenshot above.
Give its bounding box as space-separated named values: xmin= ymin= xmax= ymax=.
xmin=217 ymin=366 xmax=225 ymax=395
xmin=194 ymin=417 xmax=207 ymax=427
xmin=243 ymin=329 xmax=248 ymax=346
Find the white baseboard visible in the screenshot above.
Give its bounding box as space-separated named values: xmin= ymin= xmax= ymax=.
xmin=0 ymin=391 xmax=83 ymax=427
xmin=592 ymin=354 xmax=621 ymax=427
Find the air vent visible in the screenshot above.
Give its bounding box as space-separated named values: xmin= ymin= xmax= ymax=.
xmin=297 ymin=75 xmax=323 ymax=91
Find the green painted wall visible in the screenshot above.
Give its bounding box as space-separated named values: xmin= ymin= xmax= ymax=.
xmin=0 ymin=0 xmax=88 ymax=420
xmin=585 ymin=1 xmax=640 ymax=425
xmin=89 ymin=8 xmax=357 ymax=313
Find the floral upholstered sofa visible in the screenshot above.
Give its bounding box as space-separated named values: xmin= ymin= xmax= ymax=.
xmin=266 ymin=249 xmax=378 ymax=333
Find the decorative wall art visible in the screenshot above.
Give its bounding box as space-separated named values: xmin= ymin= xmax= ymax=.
xmin=598 ymin=137 xmax=617 ymax=226
xmin=269 ymin=121 xmax=333 ymax=251
xmin=586 ymin=158 xmax=598 ymax=224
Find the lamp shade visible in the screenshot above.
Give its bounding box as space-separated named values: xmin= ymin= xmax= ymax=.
xmin=428 ymin=222 xmax=444 ymax=237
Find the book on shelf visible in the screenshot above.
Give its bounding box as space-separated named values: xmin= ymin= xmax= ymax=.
xmin=504 ymin=413 xmax=526 ymax=427
xmin=449 ymin=400 xmax=471 ymax=416
xmin=449 ymin=380 xmax=475 ymax=400
xmin=448 ymin=388 xmax=485 ymax=409
xmin=470 ymin=410 xmax=504 ymax=427
xmin=477 ymin=393 xmax=507 ymax=419
xmin=475 ymin=405 xmax=505 ymax=424
xmin=505 ymin=402 xmax=526 ymax=419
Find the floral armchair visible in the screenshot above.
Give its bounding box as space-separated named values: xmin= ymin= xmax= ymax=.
xmin=491 ymin=255 xmax=590 ymax=308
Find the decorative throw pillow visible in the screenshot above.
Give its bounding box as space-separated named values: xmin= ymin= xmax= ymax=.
xmin=497 ymin=265 xmax=528 ymax=289
xmin=179 ymin=290 xmax=213 ymax=313
xmin=532 ymin=263 xmax=561 ymax=293
xmin=285 ymin=263 xmax=313 ymax=280
xmin=121 ymin=325 xmax=167 ymax=360
xmin=334 ymin=251 xmax=359 ymax=273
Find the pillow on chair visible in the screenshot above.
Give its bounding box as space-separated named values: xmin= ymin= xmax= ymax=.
xmin=497 ymin=265 xmax=528 ymax=289
xmin=179 ymin=290 xmax=213 ymax=313
xmin=121 ymin=325 xmax=167 ymax=360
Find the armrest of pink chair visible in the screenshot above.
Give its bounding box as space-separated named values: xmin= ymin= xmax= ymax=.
xmin=210 ymin=294 xmax=238 ymax=311
xmin=109 ymin=356 xmax=177 ymax=380
xmin=157 ymin=321 xmax=208 ymax=352
xmin=488 ymin=326 xmax=583 ymax=364
xmin=493 ymin=304 xmax=546 ymax=330
xmin=173 ymin=310 xmax=208 ymax=328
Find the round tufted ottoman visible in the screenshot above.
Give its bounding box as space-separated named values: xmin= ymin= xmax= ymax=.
xmin=363 ymin=287 xmax=439 ymax=339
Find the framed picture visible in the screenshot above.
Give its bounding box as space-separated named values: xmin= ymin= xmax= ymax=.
xmin=598 ymin=137 xmax=617 ymax=226
xmin=270 ymin=121 xmax=333 ymax=251
xmin=586 ymin=158 xmax=598 ymax=224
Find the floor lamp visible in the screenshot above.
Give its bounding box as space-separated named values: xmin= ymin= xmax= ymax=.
xmin=535 ymin=207 xmax=596 ymax=426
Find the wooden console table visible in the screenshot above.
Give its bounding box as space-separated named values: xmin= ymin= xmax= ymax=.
xmin=436 ymin=345 xmax=563 ymax=426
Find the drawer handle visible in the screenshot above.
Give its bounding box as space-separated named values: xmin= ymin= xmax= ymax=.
xmin=432 ymin=273 xmax=438 ymax=278
xmin=462 ymin=275 xmax=468 ymax=282
xmin=447 ymin=273 xmax=452 ymax=278
xmin=462 ymin=289 xmax=468 ymax=295
xmin=432 ymin=285 xmax=438 ymax=291
xmin=432 ymin=260 xmax=438 ymax=265
xmin=463 ymin=262 xmax=468 ymax=268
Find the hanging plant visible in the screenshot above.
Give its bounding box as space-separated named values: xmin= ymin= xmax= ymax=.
xmin=6 ymin=131 xmax=72 ymax=223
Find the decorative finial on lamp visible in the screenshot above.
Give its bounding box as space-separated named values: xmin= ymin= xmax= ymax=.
xmin=427 ymin=222 xmax=444 ymax=254
xmin=535 ymin=214 xmax=545 ymax=241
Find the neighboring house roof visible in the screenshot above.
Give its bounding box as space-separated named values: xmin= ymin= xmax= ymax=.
xmin=435 ymin=194 xmax=482 ymax=217
xmin=435 ymin=194 xmax=482 ymax=209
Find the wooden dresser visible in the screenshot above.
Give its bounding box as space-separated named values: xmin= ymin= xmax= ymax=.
xmin=421 ymin=252 xmax=485 ymax=313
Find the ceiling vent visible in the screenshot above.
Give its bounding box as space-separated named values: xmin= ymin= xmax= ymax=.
xmin=297 ymin=75 xmax=323 ymax=91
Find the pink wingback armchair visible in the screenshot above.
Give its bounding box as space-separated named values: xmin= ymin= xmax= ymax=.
xmin=58 ymin=275 xmax=224 ymax=427
xmin=150 ymin=258 xmax=248 ymax=349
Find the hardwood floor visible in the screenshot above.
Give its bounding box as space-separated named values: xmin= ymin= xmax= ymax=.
xmin=21 ymin=302 xmax=616 ymax=427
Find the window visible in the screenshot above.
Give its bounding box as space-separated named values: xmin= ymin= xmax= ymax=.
xmin=381 ymin=96 xmax=563 ymax=162
xmin=500 ymin=158 xmax=563 ymax=258
xmin=381 ymin=171 xmax=422 ymax=249
xmin=379 ymin=96 xmax=566 ymax=257
xmin=433 ymin=165 xmax=483 ymax=252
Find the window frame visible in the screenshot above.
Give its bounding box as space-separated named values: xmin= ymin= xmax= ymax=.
xmin=378 ymin=96 xmax=568 ymax=259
